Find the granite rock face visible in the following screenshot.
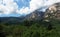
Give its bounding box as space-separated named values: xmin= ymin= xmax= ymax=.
xmin=25 ymin=10 xmax=45 ymax=21
xmin=44 ymin=2 xmax=60 ymax=20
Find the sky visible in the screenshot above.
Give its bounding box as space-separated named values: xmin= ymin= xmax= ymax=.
xmin=0 ymin=0 xmax=60 ymax=17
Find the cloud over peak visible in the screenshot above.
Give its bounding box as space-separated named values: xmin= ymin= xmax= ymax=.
xmin=0 ymin=0 xmax=60 ymax=17
xmin=30 ymin=0 xmax=60 ymax=12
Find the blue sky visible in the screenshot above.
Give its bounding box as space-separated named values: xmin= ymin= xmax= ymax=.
xmin=14 ymin=0 xmax=30 ymax=9
xmin=0 ymin=0 xmax=60 ymax=17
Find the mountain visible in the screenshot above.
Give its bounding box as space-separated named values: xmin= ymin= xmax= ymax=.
xmin=25 ymin=2 xmax=60 ymax=22
xmin=24 ymin=10 xmax=45 ymax=21
xmin=0 ymin=16 xmax=25 ymax=24
xmin=0 ymin=2 xmax=60 ymax=24
xmin=44 ymin=2 xmax=60 ymax=20
xmin=0 ymin=10 xmax=45 ymax=24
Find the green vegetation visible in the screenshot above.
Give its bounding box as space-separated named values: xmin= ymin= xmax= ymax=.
xmin=0 ymin=11 xmax=60 ymax=37
xmin=0 ymin=19 xmax=60 ymax=37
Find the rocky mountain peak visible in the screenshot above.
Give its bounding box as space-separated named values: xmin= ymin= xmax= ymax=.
xmin=44 ymin=2 xmax=60 ymax=20
xmin=24 ymin=2 xmax=60 ymax=21
xmin=25 ymin=10 xmax=45 ymax=21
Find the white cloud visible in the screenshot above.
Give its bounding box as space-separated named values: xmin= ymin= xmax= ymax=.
xmin=0 ymin=0 xmax=30 ymax=15
xmin=0 ymin=0 xmax=18 ymax=15
xmin=17 ymin=7 xmax=30 ymax=15
xmin=30 ymin=0 xmax=60 ymax=12
xmin=30 ymin=0 xmax=44 ymax=12
xmin=44 ymin=0 xmax=60 ymax=6
xmin=0 ymin=0 xmax=60 ymax=16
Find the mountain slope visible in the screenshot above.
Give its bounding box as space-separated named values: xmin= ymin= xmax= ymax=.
xmin=0 ymin=2 xmax=60 ymax=24
xmin=44 ymin=2 xmax=60 ymax=20
xmin=24 ymin=10 xmax=45 ymax=21
xmin=0 ymin=17 xmax=25 ymax=24
xmin=25 ymin=2 xmax=60 ymax=21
